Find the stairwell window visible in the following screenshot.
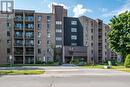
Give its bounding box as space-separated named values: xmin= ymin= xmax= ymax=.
xmin=71 ymin=35 xmax=77 ymax=40
xmin=71 ymin=21 xmax=77 ymax=25
xmin=71 ymin=28 xmax=77 ymax=32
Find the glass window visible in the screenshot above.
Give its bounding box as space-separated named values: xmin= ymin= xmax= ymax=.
xmin=15 ymin=15 xmax=23 ymax=21
xmin=56 ymin=21 xmax=62 ymax=25
xmin=56 ymin=29 xmax=62 ymax=33
xmin=56 ymin=45 xmax=62 ymax=48
xmin=47 ymin=23 xmax=50 ymax=29
xmin=38 ymin=49 xmax=41 ymax=54
xmin=71 ymin=35 xmax=77 ymax=40
xmin=38 ymin=24 xmax=42 ymax=30
xmin=26 ymin=16 xmax=34 ymax=21
xmin=38 ymin=40 xmax=41 ymax=45
xmin=47 ymin=40 xmax=51 ymax=44
xmin=15 ymin=23 xmax=22 ymax=29
xmin=7 ymin=31 xmax=10 ymax=36
xmin=38 ymin=16 xmax=42 ymax=21
xmin=71 ymin=43 xmax=77 ymax=46
xmin=28 ymin=24 xmax=34 ymax=29
xmin=47 ymin=32 xmax=51 ymax=38
xmin=7 ymin=40 xmax=10 ymax=44
xmin=71 ymin=28 xmax=77 ymax=32
xmin=38 ymin=32 xmax=41 ymax=37
xmin=56 ymin=37 xmax=62 ymax=40
xmin=25 ymin=40 xmax=34 ymax=46
xmin=71 ymin=21 xmax=77 ymax=25
xmin=7 ymin=48 xmax=10 ymax=53
xmin=25 ymin=32 xmax=34 ymax=38
xmin=47 ymin=16 xmax=51 ymax=21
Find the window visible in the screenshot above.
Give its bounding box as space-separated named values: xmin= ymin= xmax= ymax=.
xmin=47 ymin=48 xmax=51 ymax=53
xmin=7 ymin=40 xmax=10 ymax=44
xmin=91 ymin=21 xmax=93 ymax=26
xmin=91 ymin=29 xmax=93 ymax=33
xmin=26 ymin=16 xmax=34 ymax=21
xmin=38 ymin=24 xmax=42 ymax=30
xmin=38 ymin=40 xmax=41 ymax=45
xmin=38 ymin=49 xmax=41 ymax=54
xmin=56 ymin=37 xmax=62 ymax=40
xmin=91 ymin=50 xmax=93 ymax=54
xmin=28 ymin=24 xmax=34 ymax=29
xmin=25 ymin=32 xmax=34 ymax=38
xmin=91 ymin=43 xmax=93 ymax=46
xmin=71 ymin=43 xmax=77 ymax=46
xmin=56 ymin=21 xmax=62 ymax=25
xmin=47 ymin=23 xmax=50 ymax=29
xmin=71 ymin=35 xmax=77 ymax=40
xmin=7 ymin=48 xmax=10 ymax=54
xmin=71 ymin=21 xmax=77 ymax=25
xmin=38 ymin=32 xmax=41 ymax=37
xmin=91 ymin=36 xmax=93 ymax=40
xmin=56 ymin=29 xmax=62 ymax=33
xmin=71 ymin=28 xmax=77 ymax=32
xmin=25 ymin=40 xmax=34 ymax=46
xmin=47 ymin=32 xmax=51 ymax=38
xmin=47 ymin=16 xmax=51 ymax=21
xmin=56 ymin=45 xmax=62 ymax=48
xmin=38 ymin=16 xmax=42 ymax=21
xmin=7 ymin=31 xmax=10 ymax=36
xmin=105 ymin=39 xmax=107 ymax=42
xmin=47 ymin=40 xmax=51 ymax=44
xmin=15 ymin=15 xmax=23 ymax=21
xmin=15 ymin=23 xmax=22 ymax=29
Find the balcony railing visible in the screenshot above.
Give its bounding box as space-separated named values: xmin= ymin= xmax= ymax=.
xmin=25 ymin=36 xmax=34 ymax=39
xmin=14 ymin=35 xmax=23 ymax=39
xmin=14 ymin=43 xmax=23 ymax=46
xmin=25 ymin=44 xmax=34 ymax=47
xmin=25 ymin=52 xmax=34 ymax=55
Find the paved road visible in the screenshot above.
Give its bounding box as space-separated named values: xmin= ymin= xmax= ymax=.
xmin=0 ymin=75 xmax=130 ymax=87
xmin=42 ymin=66 xmax=130 ymax=77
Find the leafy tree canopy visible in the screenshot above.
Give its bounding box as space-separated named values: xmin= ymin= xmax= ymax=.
xmin=108 ymin=11 xmax=130 ymax=58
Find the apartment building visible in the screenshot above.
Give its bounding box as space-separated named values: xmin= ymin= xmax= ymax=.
xmin=52 ymin=5 xmax=67 ymax=63
xmin=0 ymin=5 xmax=117 ymax=64
xmin=79 ymin=16 xmax=117 ymax=64
xmin=0 ymin=13 xmax=13 ymax=64
xmin=63 ymin=17 xmax=87 ymax=63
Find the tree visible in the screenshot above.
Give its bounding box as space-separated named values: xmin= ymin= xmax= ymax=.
xmin=124 ymin=54 xmax=130 ymax=67
xmin=108 ymin=11 xmax=130 ymax=59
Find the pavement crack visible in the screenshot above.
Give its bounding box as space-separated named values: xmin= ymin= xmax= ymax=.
xmin=49 ymin=78 xmax=55 ymax=87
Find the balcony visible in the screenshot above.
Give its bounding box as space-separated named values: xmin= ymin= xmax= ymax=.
xmin=25 ymin=52 xmax=34 ymax=56
xmin=25 ymin=36 xmax=34 ymax=39
xmin=14 ymin=51 xmax=23 ymax=56
xmin=25 ymin=48 xmax=34 ymax=56
xmin=14 ymin=35 xmax=23 ymax=39
xmin=25 ymin=43 xmax=34 ymax=47
xmin=14 ymin=43 xmax=23 ymax=47
xmin=25 ymin=16 xmax=34 ymax=23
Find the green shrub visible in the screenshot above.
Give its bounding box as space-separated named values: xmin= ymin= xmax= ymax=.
xmin=124 ymin=54 xmax=130 ymax=67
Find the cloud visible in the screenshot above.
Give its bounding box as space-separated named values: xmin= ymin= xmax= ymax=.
xmin=48 ymin=2 xmax=68 ymax=10
xmin=73 ymin=4 xmax=92 ymax=17
xmin=103 ymin=0 xmax=130 ymax=17
xmin=99 ymin=8 xmax=108 ymax=12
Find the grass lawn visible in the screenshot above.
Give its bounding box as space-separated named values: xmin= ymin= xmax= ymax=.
xmin=0 ymin=70 xmax=45 ymax=75
xmin=81 ymin=65 xmax=130 ymax=73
